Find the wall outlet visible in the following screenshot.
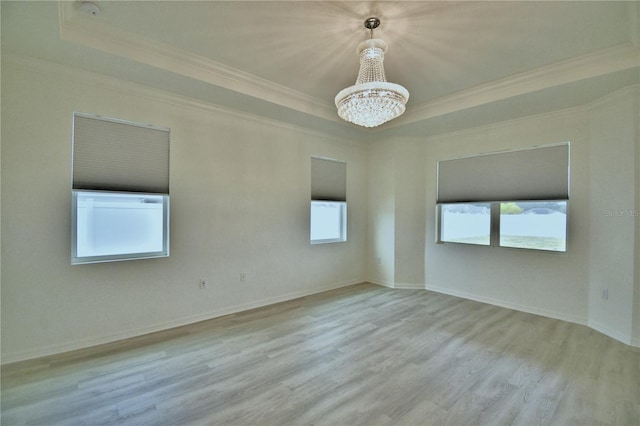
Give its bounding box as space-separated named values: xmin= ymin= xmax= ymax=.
xmin=602 ymin=289 xmax=608 ymax=300
xmin=240 ymin=272 xmax=246 ymax=282
xmin=376 ymin=257 xmax=382 ymax=265
xmin=200 ymin=279 xmax=207 ymax=289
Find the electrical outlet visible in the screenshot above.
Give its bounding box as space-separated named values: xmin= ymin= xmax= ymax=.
xmin=200 ymin=279 xmax=207 ymax=289
xmin=602 ymin=289 xmax=608 ymax=300
xmin=376 ymin=257 xmax=382 ymax=265
xmin=240 ymin=272 xmax=246 ymax=282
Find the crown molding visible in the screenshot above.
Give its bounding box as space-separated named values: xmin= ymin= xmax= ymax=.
xmin=386 ymin=43 xmax=640 ymax=129
xmin=57 ymin=1 xmax=340 ymax=124
xmin=3 ymin=52 xmax=367 ymax=149
xmin=384 ymin=83 xmax=638 ymax=145
xmin=57 ymin=2 xmax=638 ymax=133
xmin=586 ymin=83 xmax=640 ymax=110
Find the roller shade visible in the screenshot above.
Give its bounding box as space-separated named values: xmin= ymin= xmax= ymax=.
xmin=73 ymin=113 xmax=170 ymax=194
xmin=311 ymin=157 xmax=346 ymax=201
xmin=437 ymin=143 xmax=569 ymax=203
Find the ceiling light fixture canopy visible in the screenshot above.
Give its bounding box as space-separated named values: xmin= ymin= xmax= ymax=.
xmin=335 ymin=17 xmax=409 ymax=128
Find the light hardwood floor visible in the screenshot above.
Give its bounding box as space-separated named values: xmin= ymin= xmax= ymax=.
xmin=2 ymin=283 xmax=639 ymax=425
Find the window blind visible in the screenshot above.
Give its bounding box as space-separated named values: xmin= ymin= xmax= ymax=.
xmin=437 ymin=143 xmax=569 ymax=203
xmin=311 ymin=157 xmax=346 ymax=201
xmin=73 ymin=113 xmax=170 ymax=194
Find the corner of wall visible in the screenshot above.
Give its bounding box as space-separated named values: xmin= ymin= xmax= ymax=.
xmin=587 ymin=85 xmax=639 ymax=347
xmin=366 ymin=139 xmax=396 ymax=285
xmin=634 ymin=86 xmax=640 ymax=347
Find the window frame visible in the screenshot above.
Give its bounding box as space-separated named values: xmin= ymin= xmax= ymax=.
xmin=310 ymin=156 xmax=347 ymax=245
xmin=310 ymin=200 xmax=347 ymax=245
xmin=71 ymin=112 xmax=170 ymax=265
xmin=436 ymin=200 xmax=568 ymax=253
xmin=71 ymin=189 xmax=170 ymax=265
xmin=71 ymin=190 xmax=170 ymax=265
xmin=436 ymin=202 xmax=492 ymax=246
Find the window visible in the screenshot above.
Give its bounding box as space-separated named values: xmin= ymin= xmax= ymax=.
xmin=436 ymin=143 xmax=569 ymax=252
xmin=310 ymin=156 xmax=347 ymax=244
xmin=439 ymin=203 xmax=491 ymax=246
xmin=310 ymin=201 xmax=347 ymax=243
xmin=500 ymin=201 xmax=567 ymax=251
xmin=73 ymin=191 xmax=169 ymax=262
xmin=71 ymin=113 xmax=170 ymax=264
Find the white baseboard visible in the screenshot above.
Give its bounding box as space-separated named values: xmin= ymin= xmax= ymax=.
xmin=1 ymin=279 xmax=362 ymax=365
xmin=6 ymin=279 xmax=636 ymax=364
xmin=424 ymin=284 xmax=639 ymax=348
xmin=393 ymin=282 xmax=426 ymax=290
xmin=424 ymin=283 xmax=587 ymax=326
xmin=588 ymin=320 xmax=637 ymax=347
xmin=368 ymin=280 xmax=424 ymax=290
xmin=368 ymin=279 xmax=395 ymax=289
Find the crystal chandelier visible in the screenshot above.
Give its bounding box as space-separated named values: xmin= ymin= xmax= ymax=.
xmin=335 ymin=17 xmax=409 ymax=128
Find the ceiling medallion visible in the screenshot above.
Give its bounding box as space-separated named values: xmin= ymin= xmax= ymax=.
xmin=335 ymin=17 xmax=409 ymax=128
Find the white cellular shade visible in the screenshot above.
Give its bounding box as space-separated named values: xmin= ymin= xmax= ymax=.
xmin=437 ymin=144 xmax=569 ymax=203
xmin=311 ymin=157 xmax=346 ymax=201
xmin=73 ymin=114 xmax=170 ymax=194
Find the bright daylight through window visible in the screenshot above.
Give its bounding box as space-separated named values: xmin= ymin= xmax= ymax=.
xmin=500 ymin=201 xmax=567 ymax=251
xmin=440 ymin=203 xmax=491 ymax=246
xmin=310 ymin=156 xmax=347 ymax=244
xmin=73 ymin=191 xmax=169 ymax=261
xmin=71 ymin=113 xmax=170 ymax=264
xmin=438 ymin=201 xmax=567 ymax=252
xmin=310 ymin=201 xmax=347 ymax=243
xmin=436 ymin=143 xmax=569 ymax=253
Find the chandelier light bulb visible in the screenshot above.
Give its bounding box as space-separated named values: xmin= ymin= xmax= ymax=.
xmin=335 ymin=18 xmax=409 ymax=128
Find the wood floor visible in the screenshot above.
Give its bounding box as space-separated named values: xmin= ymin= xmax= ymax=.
xmin=2 ymin=283 xmax=639 ymax=426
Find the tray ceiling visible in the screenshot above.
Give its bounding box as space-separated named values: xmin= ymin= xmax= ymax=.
xmin=2 ymin=1 xmax=639 ymax=137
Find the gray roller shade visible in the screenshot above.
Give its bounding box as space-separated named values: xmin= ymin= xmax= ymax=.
xmin=311 ymin=157 xmax=346 ymax=201
xmin=73 ymin=113 xmax=170 ymax=194
xmin=437 ymin=143 xmax=569 ymax=203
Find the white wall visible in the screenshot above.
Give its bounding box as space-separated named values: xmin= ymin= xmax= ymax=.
xmin=422 ymin=110 xmax=591 ymax=323
xmin=2 ymin=54 xmax=638 ymax=364
xmin=588 ymin=88 xmax=639 ymax=344
xmin=636 ymin=89 xmax=640 ymax=346
xmin=365 ymin=139 xmax=427 ymax=289
xmin=393 ymin=140 xmax=426 ymax=288
xmin=0 ymin=55 xmax=368 ymax=363
xmin=366 ymin=140 xmax=395 ymax=287
xmin=368 ymin=87 xmax=640 ymax=346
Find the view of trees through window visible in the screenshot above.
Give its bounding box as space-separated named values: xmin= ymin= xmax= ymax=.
xmin=500 ymin=201 xmax=567 ymax=251
xmin=439 ymin=201 xmax=567 ymax=252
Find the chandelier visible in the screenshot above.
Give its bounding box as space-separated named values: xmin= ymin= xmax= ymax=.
xmin=335 ymin=17 xmax=409 ymax=128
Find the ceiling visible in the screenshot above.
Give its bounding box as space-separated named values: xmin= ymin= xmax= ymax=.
xmin=2 ymin=1 xmax=639 ymax=139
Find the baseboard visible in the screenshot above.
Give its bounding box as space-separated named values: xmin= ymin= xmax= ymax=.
xmin=5 ymin=279 xmax=636 ymax=364
xmin=1 ymin=279 xmax=362 ymax=365
xmin=418 ymin=283 xmax=639 ymax=348
xmin=424 ymin=283 xmax=587 ymax=326
xmin=393 ymin=282 xmax=426 ymax=290
xmin=588 ymin=320 xmax=637 ymax=347
xmin=368 ymin=279 xmax=395 ymax=289
xmin=368 ymin=280 xmax=424 ymax=290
